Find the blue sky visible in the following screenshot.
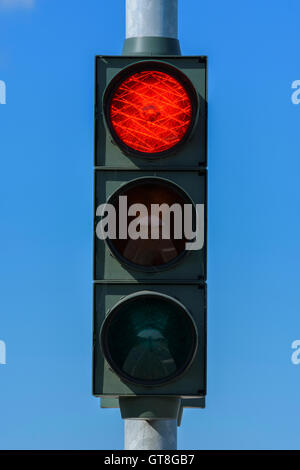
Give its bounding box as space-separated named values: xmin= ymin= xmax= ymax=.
xmin=0 ymin=0 xmax=300 ymax=450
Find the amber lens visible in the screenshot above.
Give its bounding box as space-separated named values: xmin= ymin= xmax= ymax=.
xmin=108 ymin=69 xmax=193 ymax=155
xmin=107 ymin=179 xmax=194 ymax=270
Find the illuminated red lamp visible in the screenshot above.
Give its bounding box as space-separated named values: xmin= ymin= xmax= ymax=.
xmin=104 ymin=63 xmax=197 ymax=157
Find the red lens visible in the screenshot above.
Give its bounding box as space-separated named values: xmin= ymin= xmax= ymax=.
xmin=109 ymin=70 xmax=193 ymax=154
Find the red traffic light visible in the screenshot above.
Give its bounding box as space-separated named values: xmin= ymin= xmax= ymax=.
xmin=104 ymin=62 xmax=197 ymax=157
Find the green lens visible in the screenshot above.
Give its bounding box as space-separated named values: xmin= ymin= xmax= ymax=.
xmin=101 ymin=293 xmax=197 ymax=386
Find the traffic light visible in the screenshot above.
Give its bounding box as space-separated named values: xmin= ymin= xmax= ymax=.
xmin=93 ymin=55 xmax=207 ymax=421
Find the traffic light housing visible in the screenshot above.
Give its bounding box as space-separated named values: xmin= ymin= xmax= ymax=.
xmin=93 ymin=55 xmax=207 ymax=420
xmin=94 ymin=57 xmax=207 ymax=169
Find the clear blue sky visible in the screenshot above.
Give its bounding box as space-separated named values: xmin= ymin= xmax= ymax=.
xmin=0 ymin=0 xmax=300 ymax=450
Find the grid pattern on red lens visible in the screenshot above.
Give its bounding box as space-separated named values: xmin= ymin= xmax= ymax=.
xmin=109 ymin=70 xmax=193 ymax=154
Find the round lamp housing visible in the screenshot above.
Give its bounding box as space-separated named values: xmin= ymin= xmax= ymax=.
xmin=103 ymin=61 xmax=198 ymax=159
xmin=100 ymin=291 xmax=198 ymax=387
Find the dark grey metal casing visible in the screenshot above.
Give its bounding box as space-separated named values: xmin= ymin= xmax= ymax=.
xmin=94 ymin=170 xmax=207 ymax=281
xmin=95 ymin=56 xmax=207 ymax=169
xmin=93 ymin=55 xmax=208 ymax=408
xmin=93 ymin=283 xmax=206 ymax=398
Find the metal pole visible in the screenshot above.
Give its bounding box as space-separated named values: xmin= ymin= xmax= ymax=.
xmin=124 ymin=419 xmax=177 ymax=450
xmin=126 ymin=0 xmax=178 ymax=39
xmin=123 ymin=0 xmax=181 ymax=55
